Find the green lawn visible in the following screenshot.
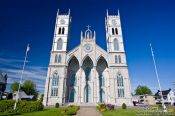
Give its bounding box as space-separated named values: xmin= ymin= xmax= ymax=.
xmin=0 ymin=108 xmax=66 ymax=116
xmin=20 ymin=108 xmax=65 ymax=116
xmin=102 ymin=108 xmax=136 ymax=116
xmin=102 ymin=108 xmax=175 ymax=116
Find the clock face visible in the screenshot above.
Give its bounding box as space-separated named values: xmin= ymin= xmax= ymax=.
xmin=84 ymin=44 xmax=93 ymax=53
xmin=60 ymin=19 xmax=65 ymax=24
xmin=112 ymin=19 xmax=117 ymax=25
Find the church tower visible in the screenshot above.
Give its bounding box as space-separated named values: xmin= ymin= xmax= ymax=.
xmin=105 ymin=10 xmax=127 ymax=67
xmin=105 ymin=10 xmax=124 ymax=53
xmin=43 ymin=9 xmax=71 ymax=106
xmin=105 ymin=10 xmax=132 ymax=106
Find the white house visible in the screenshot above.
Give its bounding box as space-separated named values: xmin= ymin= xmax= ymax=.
xmin=155 ymin=89 xmax=175 ymax=105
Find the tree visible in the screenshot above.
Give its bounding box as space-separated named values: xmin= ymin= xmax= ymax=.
xmin=22 ymin=80 xmax=38 ymax=98
xmin=10 ymin=81 xmax=20 ymax=92
xmin=38 ymin=94 xmax=44 ymax=102
xmin=135 ymin=85 xmax=152 ymax=95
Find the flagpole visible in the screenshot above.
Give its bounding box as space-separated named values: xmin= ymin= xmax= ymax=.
xmin=14 ymin=44 xmax=30 ymax=110
xmin=150 ymin=43 xmax=167 ymax=112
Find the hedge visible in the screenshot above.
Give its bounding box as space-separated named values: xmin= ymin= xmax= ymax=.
xmin=0 ymin=100 xmax=44 ymax=113
xmin=65 ymin=105 xmax=80 ymax=115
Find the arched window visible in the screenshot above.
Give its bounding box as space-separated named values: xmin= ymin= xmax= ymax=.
xmin=112 ymin=28 xmax=115 ymax=35
xmin=57 ymin=38 xmax=62 ymax=50
xmin=115 ymin=55 xmax=118 ymax=63
xmin=115 ymin=28 xmax=118 ymax=35
xmin=58 ymin=28 xmax=61 ymax=34
xmin=62 ymin=27 xmax=65 ymax=34
xmin=114 ymin=38 xmax=119 ymax=51
xmin=117 ymin=73 xmax=124 ymax=87
xmin=117 ymin=73 xmax=124 ymax=97
xmin=51 ymin=72 xmax=59 ymax=96
xmin=118 ymin=55 xmax=122 ymax=64
xmin=55 ymin=55 xmax=58 ymax=63
xmin=58 ymin=54 xmax=61 ymax=63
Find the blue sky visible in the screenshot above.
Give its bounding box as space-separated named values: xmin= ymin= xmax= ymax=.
xmin=0 ymin=0 xmax=175 ymax=94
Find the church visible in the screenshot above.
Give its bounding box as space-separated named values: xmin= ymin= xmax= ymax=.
xmin=43 ymin=9 xmax=132 ymax=106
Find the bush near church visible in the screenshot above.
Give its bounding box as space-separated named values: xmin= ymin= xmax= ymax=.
xmin=55 ymin=102 xmax=59 ymax=108
xmin=122 ymin=103 xmax=127 ymax=109
xmin=97 ymin=103 xmax=107 ymax=112
xmin=106 ymin=104 xmax=114 ymax=110
xmin=97 ymin=103 xmax=115 ymax=112
xmin=0 ymin=100 xmax=43 ymax=113
xmin=65 ymin=105 xmax=80 ymax=115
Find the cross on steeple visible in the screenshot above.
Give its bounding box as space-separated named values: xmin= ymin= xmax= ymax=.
xmin=86 ymin=25 xmax=91 ymax=30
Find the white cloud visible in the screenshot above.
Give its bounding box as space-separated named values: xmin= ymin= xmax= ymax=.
xmin=0 ymin=57 xmax=47 ymax=94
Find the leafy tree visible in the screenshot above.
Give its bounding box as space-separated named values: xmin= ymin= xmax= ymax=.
xmin=38 ymin=94 xmax=44 ymax=102
xmin=10 ymin=81 xmax=20 ymax=92
xmin=135 ymin=85 xmax=152 ymax=95
xmin=22 ymin=80 xmax=38 ymax=98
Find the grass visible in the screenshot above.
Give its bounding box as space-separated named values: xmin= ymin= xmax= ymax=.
xmin=102 ymin=108 xmax=136 ymax=116
xmin=102 ymin=108 xmax=175 ymax=116
xmin=0 ymin=108 xmax=65 ymax=116
xmin=20 ymin=108 xmax=65 ymax=116
xmin=0 ymin=107 xmax=80 ymax=116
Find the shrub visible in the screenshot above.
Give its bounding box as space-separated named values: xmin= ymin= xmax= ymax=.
xmin=97 ymin=103 xmax=107 ymax=112
xmin=16 ymin=101 xmax=44 ymax=113
xmin=0 ymin=100 xmax=44 ymax=113
xmin=65 ymin=105 xmax=79 ymax=115
xmin=106 ymin=104 xmax=114 ymax=110
xmin=66 ymin=107 xmax=77 ymax=115
xmin=55 ymin=103 xmax=59 ymax=108
xmin=68 ymin=105 xmax=80 ymax=111
xmin=122 ymin=103 xmax=127 ymax=109
xmin=0 ymin=100 xmax=15 ymax=112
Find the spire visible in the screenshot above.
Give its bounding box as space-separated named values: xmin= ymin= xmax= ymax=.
xmin=57 ymin=9 xmax=59 ymax=16
xmin=81 ymin=31 xmax=83 ymax=40
xmin=106 ymin=9 xmax=108 ymax=17
xmin=68 ymin=9 xmax=70 ymax=15
xmin=118 ymin=9 xmax=120 ymax=17
xmin=93 ymin=31 xmax=96 ymax=40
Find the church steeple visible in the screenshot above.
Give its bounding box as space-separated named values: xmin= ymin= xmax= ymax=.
xmin=52 ymin=9 xmax=71 ymax=52
xmin=105 ymin=9 xmax=124 ymax=53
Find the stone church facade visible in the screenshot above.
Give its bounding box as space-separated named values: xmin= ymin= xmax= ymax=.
xmin=43 ymin=9 xmax=132 ymax=106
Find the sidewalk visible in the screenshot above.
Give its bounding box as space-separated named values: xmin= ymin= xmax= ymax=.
xmin=76 ymin=106 xmax=102 ymax=116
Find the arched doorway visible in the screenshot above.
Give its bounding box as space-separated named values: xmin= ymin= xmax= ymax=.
xmin=96 ymin=56 xmax=108 ymax=103
xmin=84 ymin=84 xmax=91 ymax=103
xmin=69 ymin=88 xmax=76 ymax=102
xmin=100 ymin=89 xmax=105 ymax=102
xmin=67 ymin=56 xmax=79 ymax=103
xmin=82 ymin=56 xmax=93 ymax=103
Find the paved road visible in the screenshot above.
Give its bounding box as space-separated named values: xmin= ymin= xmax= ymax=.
xmin=76 ymin=106 xmax=102 ymax=116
